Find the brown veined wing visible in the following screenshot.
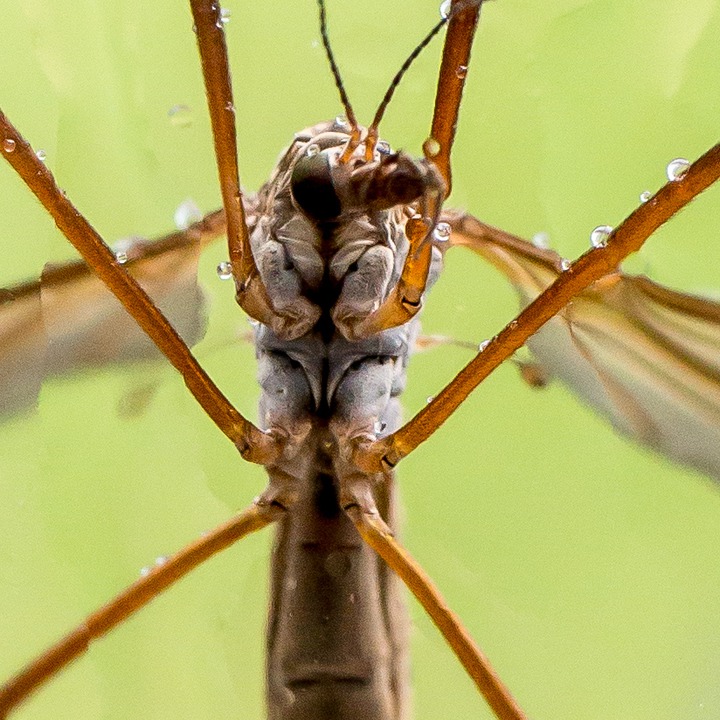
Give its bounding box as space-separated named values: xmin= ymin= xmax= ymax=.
xmin=0 ymin=211 xmax=233 ymax=419
xmin=446 ymin=209 xmax=720 ymax=483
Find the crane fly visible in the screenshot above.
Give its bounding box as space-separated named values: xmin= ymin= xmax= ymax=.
xmin=1 ymin=1 xmax=720 ymax=719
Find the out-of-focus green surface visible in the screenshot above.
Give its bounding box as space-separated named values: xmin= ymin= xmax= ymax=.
xmin=1 ymin=1 xmax=719 ymax=719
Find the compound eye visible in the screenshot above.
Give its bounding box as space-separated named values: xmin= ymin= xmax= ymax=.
xmin=290 ymin=154 xmax=342 ymax=222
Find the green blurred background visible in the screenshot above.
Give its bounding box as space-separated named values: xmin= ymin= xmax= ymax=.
xmin=1 ymin=1 xmax=720 ymax=718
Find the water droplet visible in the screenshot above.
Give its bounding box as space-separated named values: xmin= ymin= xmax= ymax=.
xmin=173 ymin=198 xmax=203 ymax=230
xmin=456 ymin=65 xmax=468 ymax=79
xmin=349 ymin=592 xmax=356 ymax=604
xmin=155 ymin=556 xmax=168 ymax=567
xmin=334 ymin=114 xmax=350 ymax=131
xmin=216 ymin=261 xmax=233 ymax=280
xmin=2 ymin=138 xmax=16 ymax=153
xmin=311 ymin=39 xmax=319 ymax=49
xmin=666 ymin=157 xmax=690 ymax=181
xmin=478 ymin=339 xmax=490 ymax=352
xmin=433 ymin=221 xmax=451 ymax=242
xmin=168 ymin=104 xmax=193 ymax=128
xmin=140 ymin=566 xmax=152 ymax=577
xmin=112 ymin=237 xmax=138 ymax=265
xmin=560 ymin=258 xmax=571 ymax=271
xmin=639 ymin=190 xmax=652 ymax=203
xmin=427 ymin=396 xmax=435 ymax=404
xmin=219 ymin=7 xmax=231 ymax=23
xmin=590 ymin=225 xmax=613 ymax=248
xmin=374 ymin=420 xmax=387 ymax=434
xmin=376 ymin=140 xmax=391 ymax=155
xmin=35 ymin=149 xmax=46 ymax=162
xmin=531 ymin=231 xmax=550 ymax=249
xmin=423 ymin=137 xmax=441 ymax=157
xmin=306 ymin=143 xmax=320 ymax=157
xmin=439 ymin=0 xmax=452 ymax=19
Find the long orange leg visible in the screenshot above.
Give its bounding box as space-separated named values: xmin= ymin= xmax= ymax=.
xmin=190 ymin=0 xmax=313 ymax=341
xmin=340 ymin=5 xmax=530 ymax=718
xmin=427 ymin=0 xmax=482 ymax=194
xmin=345 ymin=8 xmax=720 ymax=711
xmin=355 ymin=143 xmax=720 ymax=472
xmin=190 ymin=1 xmax=271 ymax=325
xmin=352 ymin=4 xmax=720 ymax=471
xmin=0 ymin=109 xmax=278 ymax=464
xmin=341 ymin=476 xmax=528 ymax=720
xmin=340 ymin=0 xmax=484 ymax=341
xmin=0 ymin=500 xmax=284 ymax=718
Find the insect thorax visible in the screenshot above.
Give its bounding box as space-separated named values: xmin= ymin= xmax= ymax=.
xmin=249 ymin=119 xmax=443 ymax=452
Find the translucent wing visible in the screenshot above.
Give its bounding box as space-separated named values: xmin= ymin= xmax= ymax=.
xmin=0 ymin=210 xmax=229 ymax=418
xmin=444 ymin=209 xmax=720 ymax=482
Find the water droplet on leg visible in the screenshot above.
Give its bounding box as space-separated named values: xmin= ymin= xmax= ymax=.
xmin=423 ymin=137 xmax=441 ymax=157
xmin=589 ymin=225 xmax=613 ymax=248
xmin=666 ymin=158 xmax=690 ymax=181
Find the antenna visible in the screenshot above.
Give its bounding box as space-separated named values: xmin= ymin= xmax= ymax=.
xmin=317 ymin=0 xmax=359 ymax=132
xmin=317 ymin=0 xmax=475 ymax=160
xmin=368 ymin=14 xmax=448 ymax=138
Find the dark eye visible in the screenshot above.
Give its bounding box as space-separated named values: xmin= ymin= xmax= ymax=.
xmin=290 ymin=153 xmax=342 ymax=221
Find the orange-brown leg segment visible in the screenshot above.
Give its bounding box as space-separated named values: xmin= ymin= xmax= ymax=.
xmin=0 ymin=110 xmax=277 ymax=463
xmin=190 ymin=0 xmax=290 ymax=337
xmin=341 ymin=478 xmax=529 ymax=720
xmin=339 ymin=0 xmax=484 ymax=341
xmin=428 ymin=0 xmax=483 ymax=194
xmin=0 ymin=501 xmax=283 ymax=718
xmin=340 ymin=214 xmax=437 ymax=340
xmin=355 ymin=143 xmax=720 ymax=473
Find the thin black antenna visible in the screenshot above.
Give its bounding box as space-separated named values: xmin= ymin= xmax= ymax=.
xmin=318 ymin=0 xmax=358 ymax=131
xmin=369 ymin=13 xmax=449 ymax=133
